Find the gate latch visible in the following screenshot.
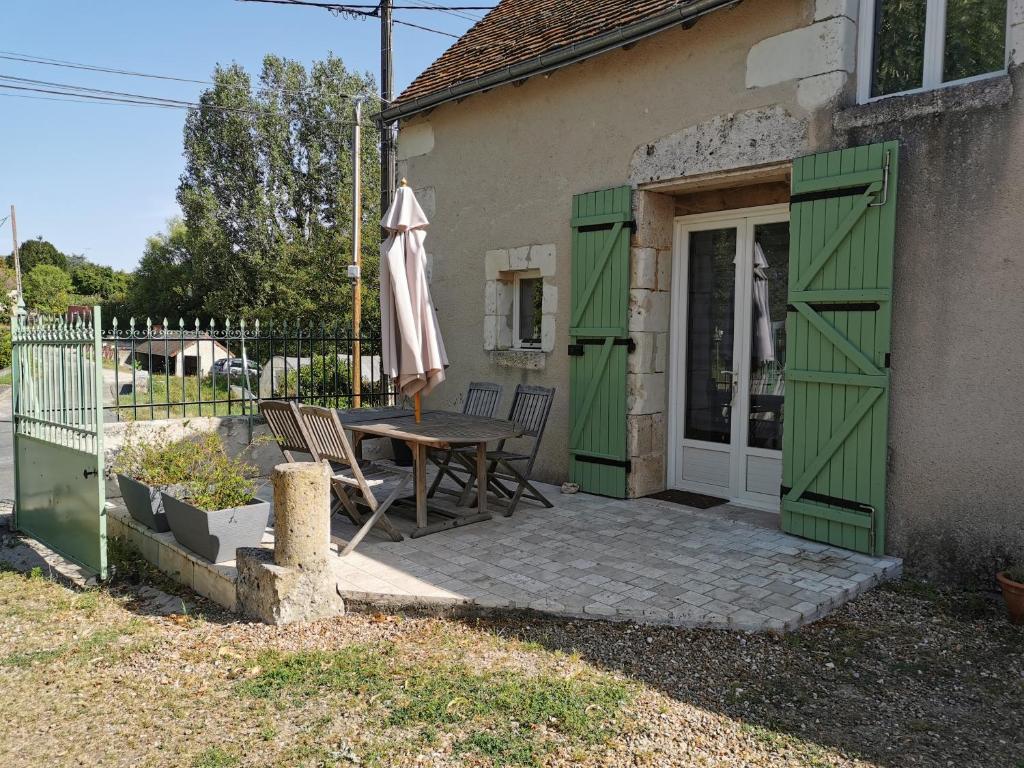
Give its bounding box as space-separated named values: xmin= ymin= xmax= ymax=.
xmin=83 ymin=468 xmax=99 ymax=479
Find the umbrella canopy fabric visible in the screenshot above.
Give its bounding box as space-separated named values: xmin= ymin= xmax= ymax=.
xmin=380 ymin=185 xmax=448 ymax=398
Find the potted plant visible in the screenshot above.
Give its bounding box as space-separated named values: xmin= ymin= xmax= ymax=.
xmin=161 ymin=434 xmax=270 ymax=564
xmin=113 ymin=429 xmax=195 ymax=533
xmin=996 ymin=566 xmax=1024 ymax=625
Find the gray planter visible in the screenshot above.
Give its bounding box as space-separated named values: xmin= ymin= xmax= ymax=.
xmin=161 ymin=493 xmax=271 ymax=564
xmin=117 ymin=474 xmax=171 ymax=533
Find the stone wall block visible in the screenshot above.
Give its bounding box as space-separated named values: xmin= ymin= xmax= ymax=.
xmin=632 ymin=190 xmax=675 ymax=249
xmin=628 ymin=332 xmax=656 ymax=374
xmin=485 ymin=249 xmax=510 ymax=280
xmin=630 ymin=247 xmax=658 ymax=290
xmin=627 ymin=372 xmax=668 ymax=416
xmin=654 ymin=332 xmax=669 ymax=373
xmin=530 ymin=244 xmax=557 ymax=276
xmin=509 ymin=245 xmax=531 ymax=270
xmin=483 ymin=315 xmax=498 ymax=351
xmin=656 ymin=249 xmax=673 ymax=292
xmin=628 ymin=452 xmax=666 ymax=498
xmin=814 ymin=0 xmax=858 ymax=21
xmin=746 ymin=17 xmax=856 ymax=89
xmin=629 ymin=289 xmax=671 ymax=333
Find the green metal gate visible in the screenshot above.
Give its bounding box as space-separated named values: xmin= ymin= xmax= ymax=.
xmin=12 ymin=305 xmax=107 ymax=579
xmin=568 ymin=186 xmax=633 ymax=497
xmin=781 ymin=141 xmax=898 ymax=556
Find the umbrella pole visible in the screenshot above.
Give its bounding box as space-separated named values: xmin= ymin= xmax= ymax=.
xmin=414 ymin=392 xmax=422 ymax=423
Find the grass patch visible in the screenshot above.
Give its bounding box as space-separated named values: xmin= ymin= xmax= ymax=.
xmin=238 ymin=645 xmax=632 ymax=766
xmin=192 ymin=747 xmax=240 ymax=768
xmin=114 ymin=373 xmax=250 ymax=420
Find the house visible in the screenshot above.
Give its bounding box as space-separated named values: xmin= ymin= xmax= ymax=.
xmin=382 ymin=0 xmax=1024 ymax=582
xmin=132 ymin=335 xmax=231 ymax=378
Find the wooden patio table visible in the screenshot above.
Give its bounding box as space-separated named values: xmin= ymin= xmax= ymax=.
xmin=337 ymin=408 xmax=522 ymax=537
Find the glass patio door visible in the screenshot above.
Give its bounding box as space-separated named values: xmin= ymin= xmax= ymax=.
xmin=669 ymin=207 xmax=789 ymax=510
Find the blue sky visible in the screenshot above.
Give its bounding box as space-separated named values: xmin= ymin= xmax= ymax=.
xmin=0 ymin=0 xmax=477 ymax=271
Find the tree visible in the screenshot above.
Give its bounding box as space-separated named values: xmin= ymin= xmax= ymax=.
xmin=70 ymin=260 xmax=131 ymax=300
xmin=176 ymin=54 xmax=380 ymax=326
xmin=128 ymin=218 xmax=204 ymax=322
xmin=23 ymin=264 xmax=73 ymax=316
xmin=10 ymin=238 xmax=68 ymax=273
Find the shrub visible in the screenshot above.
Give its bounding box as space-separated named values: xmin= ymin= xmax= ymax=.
xmin=114 ymin=429 xmax=260 ymax=510
xmin=0 ymin=324 xmax=10 ymax=371
xmin=1005 ymin=565 xmax=1024 ymax=583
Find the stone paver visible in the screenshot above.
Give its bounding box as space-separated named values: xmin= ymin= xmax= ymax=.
xmin=329 ymin=481 xmax=902 ymax=632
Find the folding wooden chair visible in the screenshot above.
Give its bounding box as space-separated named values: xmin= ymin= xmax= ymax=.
xmin=297 ymin=404 xmax=409 ymax=555
xmin=450 ymin=385 xmax=556 ymax=517
xmin=260 ymin=400 xmax=318 ymax=463
xmin=427 ymin=381 xmax=502 ymax=499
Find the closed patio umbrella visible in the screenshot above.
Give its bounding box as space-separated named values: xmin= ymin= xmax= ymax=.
xmin=380 ymin=180 xmax=448 ymax=421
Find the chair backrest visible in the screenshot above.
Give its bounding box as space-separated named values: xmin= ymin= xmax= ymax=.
xmin=297 ymin=404 xmax=360 ymax=469
xmin=506 ymin=385 xmax=556 ymax=439
xmin=463 ymin=381 xmax=502 ymax=418
xmin=260 ymin=400 xmax=316 ymax=460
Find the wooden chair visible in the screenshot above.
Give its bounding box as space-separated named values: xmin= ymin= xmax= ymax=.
xmin=260 ymin=400 xmax=318 ymax=463
xmin=450 ymin=385 xmax=556 ymax=517
xmin=427 ymin=382 xmax=503 ymax=499
xmin=297 ymin=404 xmax=408 ymax=555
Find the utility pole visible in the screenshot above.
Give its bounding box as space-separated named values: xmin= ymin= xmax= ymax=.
xmin=350 ymin=97 xmax=364 ymax=408
xmin=9 ymin=205 xmax=21 ymax=297
xmin=380 ymin=0 xmax=396 ymax=221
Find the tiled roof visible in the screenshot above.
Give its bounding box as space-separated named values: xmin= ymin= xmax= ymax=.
xmin=395 ymin=0 xmax=686 ymax=106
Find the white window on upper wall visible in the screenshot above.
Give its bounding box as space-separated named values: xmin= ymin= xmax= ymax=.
xmin=857 ymin=0 xmax=1010 ymax=103
xmin=513 ymin=271 xmax=544 ymax=349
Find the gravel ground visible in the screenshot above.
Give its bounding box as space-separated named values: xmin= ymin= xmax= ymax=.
xmin=0 ymin=551 xmax=1021 ymax=768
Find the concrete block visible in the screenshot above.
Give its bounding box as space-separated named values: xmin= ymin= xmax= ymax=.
xmin=530 ymin=244 xmax=557 ymax=276
xmin=627 ymin=414 xmax=654 ymax=456
xmin=193 ymin=564 xmax=238 ymax=611
xmin=491 ymin=350 xmax=546 ymax=370
xmin=485 ymin=249 xmax=509 ymax=280
xmin=542 ymin=280 xmax=557 ymax=314
xmin=509 ymin=245 xmax=531 ymax=270
xmin=746 ymin=17 xmax=856 ymax=88
xmin=273 ymin=462 xmax=331 ymax=570
xmin=628 ymin=332 xmax=657 ymax=374
xmin=627 ymin=372 xmax=668 ymax=416
xmin=630 ymin=247 xmax=657 ymax=290
xmin=629 ymin=289 xmax=671 ymax=333
xmin=797 ymin=71 xmax=848 ymax=111
xmin=540 ymin=314 xmax=556 ymax=352
xmin=656 ymin=249 xmax=672 ymax=292
xmin=158 ymin=544 xmax=195 ymax=587
xmin=235 ymin=548 xmax=345 ymax=625
xmin=815 ymin=0 xmax=858 ymax=21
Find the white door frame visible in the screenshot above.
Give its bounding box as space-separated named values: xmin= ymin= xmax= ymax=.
xmin=667 ymin=204 xmax=789 ymax=511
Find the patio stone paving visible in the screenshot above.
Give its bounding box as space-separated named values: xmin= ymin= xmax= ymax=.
xmin=329 ymin=481 xmax=902 ymax=633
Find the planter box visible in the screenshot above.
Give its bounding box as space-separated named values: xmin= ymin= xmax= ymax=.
xmin=117 ymin=474 xmax=171 ymax=533
xmin=161 ymin=493 xmax=271 ymax=564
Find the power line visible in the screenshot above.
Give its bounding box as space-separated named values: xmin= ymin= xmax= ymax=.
xmin=0 ymin=49 xmax=386 ymax=104
xmin=0 ymin=79 xmax=377 ymax=127
xmin=236 ymin=0 xmax=466 ymax=38
xmin=403 ymin=0 xmax=485 ymax=24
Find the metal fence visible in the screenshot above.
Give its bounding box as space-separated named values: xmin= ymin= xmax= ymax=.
xmin=101 ymin=318 xmax=395 ymax=421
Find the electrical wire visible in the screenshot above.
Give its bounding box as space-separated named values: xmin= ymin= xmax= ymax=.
xmin=237 ymin=0 xmax=467 ymax=38
xmin=0 ymin=50 xmax=386 ymax=104
xmin=402 ymin=0 xmax=485 ymax=24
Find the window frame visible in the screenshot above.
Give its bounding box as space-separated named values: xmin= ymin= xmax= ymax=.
xmin=856 ymin=0 xmax=1012 ymax=104
xmin=511 ymin=270 xmax=544 ymax=350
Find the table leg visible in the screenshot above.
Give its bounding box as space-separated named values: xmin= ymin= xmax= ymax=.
xmin=476 ymin=441 xmax=487 ymax=519
xmin=415 ymin=442 xmax=427 ymax=530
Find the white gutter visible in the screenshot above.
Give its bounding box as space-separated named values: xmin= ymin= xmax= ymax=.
xmin=379 ymin=0 xmax=743 ymax=124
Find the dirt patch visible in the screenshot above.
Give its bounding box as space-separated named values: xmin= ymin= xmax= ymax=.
xmin=0 ymin=559 xmax=1021 ymax=767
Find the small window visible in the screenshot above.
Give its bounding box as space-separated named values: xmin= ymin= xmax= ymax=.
xmin=513 ymin=273 xmax=543 ymax=349
xmin=859 ymin=0 xmax=1008 ymax=102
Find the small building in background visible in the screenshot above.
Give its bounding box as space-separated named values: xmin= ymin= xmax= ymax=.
xmin=132 ymin=335 xmax=230 ymax=378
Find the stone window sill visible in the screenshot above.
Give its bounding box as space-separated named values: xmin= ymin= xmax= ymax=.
xmin=835 ymin=74 xmax=1012 ymax=131
xmin=489 ymin=349 xmax=547 ymax=370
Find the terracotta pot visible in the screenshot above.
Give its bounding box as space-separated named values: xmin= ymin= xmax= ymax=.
xmin=996 ymin=572 xmax=1024 ymax=625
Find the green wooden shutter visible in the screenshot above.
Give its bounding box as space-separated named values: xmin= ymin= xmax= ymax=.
xmin=568 ymin=186 xmax=633 ymax=498
xmin=781 ymin=141 xmax=898 ymax=556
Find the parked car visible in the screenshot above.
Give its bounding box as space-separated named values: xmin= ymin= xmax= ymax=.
xmin=210 ymin=358 xmax=260 ymax=377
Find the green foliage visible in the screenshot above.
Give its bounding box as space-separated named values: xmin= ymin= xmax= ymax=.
xmin=0 ymin=324 xmax=11 ymax=370
xmin=287 ymin=353 xmax=351 ymax=400
xmin=192 ymin=747 xmax=240 ymax=768
xmin=23 ymin=264 xmax=73 ymax=316
xmin=1004 ymin=566 xmax=1024 ymax=583
xmin=69 ymin=260 xmax=130 ymax=301
xmin=128 ymin=218 xmax=204 ymax=321
xmin=114 ymin=431 xmax=259 ymax=511
xmin=112 ymin=428 xmax=203 ymax=486
xmin=11 ymin=237 xmax=68 ymax=273
xmin=175 ymin=54 xmax=380 ymax=326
